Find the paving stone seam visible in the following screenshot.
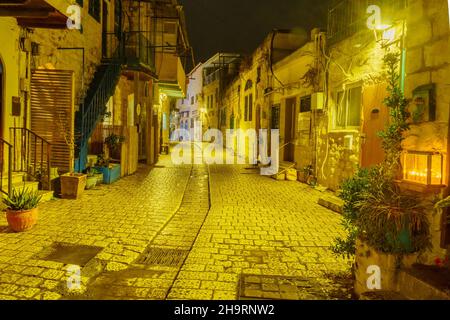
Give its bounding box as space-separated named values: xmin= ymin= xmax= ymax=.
xmin=164 ymin=164 xmax=212 ymax=299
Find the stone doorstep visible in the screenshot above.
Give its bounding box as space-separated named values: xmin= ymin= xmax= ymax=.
xmin=360 ymin=291 xmax=409 ymax=300
xmin=39 ymin=190 xmax=55 ymax=203
xmin=317 ymin=195 xmax=344 ymax=214
xmin=397 ymin=267 xmax=450 ymax=300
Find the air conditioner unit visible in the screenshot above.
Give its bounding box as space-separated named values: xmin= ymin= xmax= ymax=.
xmin=311 ymin=92 xmax=324 ymax=110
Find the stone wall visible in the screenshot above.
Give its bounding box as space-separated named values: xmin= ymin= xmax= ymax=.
xmin=403 ymin=0 xmax=450 ymax=260
xmin=403 ymin=0 xmax=450 ymax=155
xmin=30 ymin=4 xmax=103 ymax=109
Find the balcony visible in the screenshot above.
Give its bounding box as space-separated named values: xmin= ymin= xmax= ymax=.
xmin=103 ymin=31 xmax=156 ymax=77
xmin=327 ymin=0 xmax=408 ymax=45
xmin=156 ymin=53 xmax=186 ymax=98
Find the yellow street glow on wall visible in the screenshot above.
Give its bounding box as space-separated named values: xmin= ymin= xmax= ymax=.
xmin=448 ymin=0 xmax=450 ymax=27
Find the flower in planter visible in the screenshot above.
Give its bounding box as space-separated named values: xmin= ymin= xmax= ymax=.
xmin=434 ymin=256 xmax=449 ymax=268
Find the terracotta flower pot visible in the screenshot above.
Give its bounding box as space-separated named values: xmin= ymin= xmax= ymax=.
xmin=6 ymin=208 xmax=38 ymax=232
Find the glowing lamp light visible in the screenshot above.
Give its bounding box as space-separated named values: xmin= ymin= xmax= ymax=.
xmin=382 ymin=28 xmax=396 ymax=42
xmin=403 ymin=151 xmax=445 ymax=186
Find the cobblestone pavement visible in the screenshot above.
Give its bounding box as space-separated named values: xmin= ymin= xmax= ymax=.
xmin=0 ymin=147 xmax=351 ymax=300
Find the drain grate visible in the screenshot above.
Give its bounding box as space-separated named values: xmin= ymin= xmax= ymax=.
xmin=136 ymin=247 xmax=189 ymax=267
xmin=239 ymin=274 xmax=328 ymax=300
xmin=34 ymin=242 xmax=103 ymax=267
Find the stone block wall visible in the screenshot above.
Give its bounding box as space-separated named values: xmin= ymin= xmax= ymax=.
xmin=30 ymin=4 xmax=103 ymax=109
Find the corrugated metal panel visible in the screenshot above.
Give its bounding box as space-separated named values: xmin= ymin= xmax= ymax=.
xmin=31 ymin=69 xmax=74 ymax=172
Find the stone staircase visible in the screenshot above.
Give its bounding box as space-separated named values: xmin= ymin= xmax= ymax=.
xmin=1 ymin=172 xmax=54 ymax=203
xmin=318 ymin=194 xmax=344 ymax=214
xmin=271 ymin=161 xmax=297 ymax=181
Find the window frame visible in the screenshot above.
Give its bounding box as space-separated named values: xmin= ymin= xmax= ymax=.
xmin=333 ymin=84 xmax=362 ymax=130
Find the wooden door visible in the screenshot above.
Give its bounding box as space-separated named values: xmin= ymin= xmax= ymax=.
xmin=361 ymin=83 xmax=389 ymax=168
xmin=284 ymin=98 xmax=296 ymax=162
xmin=255 ymin=105 xmax=261 ymax=158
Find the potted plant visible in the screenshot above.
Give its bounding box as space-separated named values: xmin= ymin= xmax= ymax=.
xmin=105 ymin=133 xmax=125 ymax=160
xmin=85 ymin=167 xmax=98 ymax=190
xmin=55 ymin=113 xmax=87 ymax=199
xmin=3 ymin=187 xmax=42 ymax=232
xmin=92 ymin=167 xmax=104 ymax=185
xmin=94 ymin=153 xmax=121 ymax=184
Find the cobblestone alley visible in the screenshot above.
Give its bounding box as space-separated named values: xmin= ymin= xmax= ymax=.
xmin=0 ymin=150 xmax=352 ymax=300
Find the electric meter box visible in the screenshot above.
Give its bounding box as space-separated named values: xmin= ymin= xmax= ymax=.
xmin=311 ymin=92 xmax=324 ymax=110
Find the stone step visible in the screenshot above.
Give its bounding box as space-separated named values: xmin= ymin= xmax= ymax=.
xmin=39 ymin=190 xmax=55 ymax=203
xmin=398 ymin=265 xmax=450 ymax=300
xmin=1 ymin=172 xmax=26 ymax=187
xmin=318 ymin=194 xmax=344 ymax=214
xmin=5 ymin=181 xmax=40 ymax=195
xmin=360 ymin=291 xmax=409 ymax=300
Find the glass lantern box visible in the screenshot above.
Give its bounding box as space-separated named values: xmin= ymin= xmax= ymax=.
xmin=402 ymin=151 xmax=444 ymax=186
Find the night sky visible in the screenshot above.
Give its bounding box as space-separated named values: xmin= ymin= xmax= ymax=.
xmin=180 ymin=0 xmax=331 ymax=68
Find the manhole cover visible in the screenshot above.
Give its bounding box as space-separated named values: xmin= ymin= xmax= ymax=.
xmin=136 ymin=247 xmax=189 ymax=267
xmin=239 ymin=274 xmax=328 ymax=300
xmin=35 ymin=242 xmax=103 ymax=267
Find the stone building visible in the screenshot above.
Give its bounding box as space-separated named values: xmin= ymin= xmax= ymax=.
xmin=0 ymin=0 xmax=190 ymax=195
xmin=176 ymin=62 xmax=204 ymax=141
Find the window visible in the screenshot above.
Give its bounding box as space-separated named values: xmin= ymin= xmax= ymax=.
xmin=164 ymin=22 xmax=177 ymax=34
xmin=244 ymin=93 xmax=253 ymax=122
xmin=334 ymin=86 xmax=362 ymax=128
xmin=257 ymin=67 xmax=261 ymax=83
xmin=271 ymin=105 xmax=280 ymax=129
xmin=300 ymin=95 xmax=312 ymax=113
xmin=191 ymin=96 xmax=194 ymax=105
xmin=89 ymin=0 xmax=101 ymax=22
xmin=220 ymin=109 xmax=226 ymax=126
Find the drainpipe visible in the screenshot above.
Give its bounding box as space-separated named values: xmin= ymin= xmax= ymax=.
xmin=399 ymin=20 xmax=406 ymax=94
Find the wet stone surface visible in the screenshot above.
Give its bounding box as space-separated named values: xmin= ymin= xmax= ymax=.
xmin=0 ymin=150 xmax=352 ymax=300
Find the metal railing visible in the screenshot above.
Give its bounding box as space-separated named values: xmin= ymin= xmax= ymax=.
xmin=10 ymin=127 xmax=52 ymax=190
xmin=124 ymin=31 xmax=156 ymax=73
xmin=0 ymin=137 xmax=12 ymax=196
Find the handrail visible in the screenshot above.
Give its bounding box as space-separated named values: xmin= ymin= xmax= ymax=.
xmin=0 ymin=137 xmax=12 ymax=196
xmin=9 ymin=127 xmax=52 ymax=191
